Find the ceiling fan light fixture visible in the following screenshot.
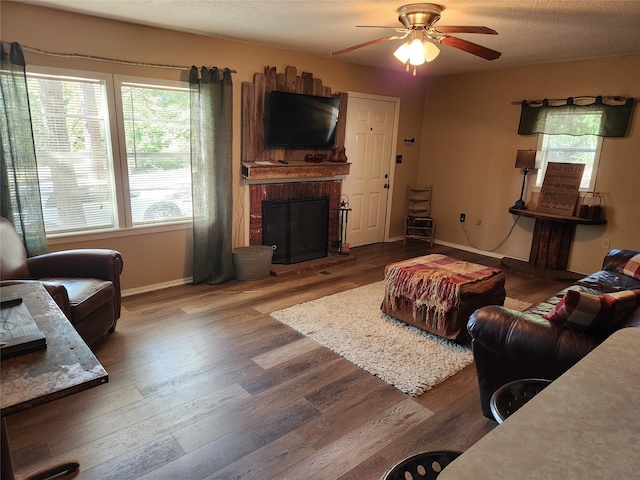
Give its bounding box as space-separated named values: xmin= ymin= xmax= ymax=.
xmin=422 ymin=39 xmax=440 ymax=62
xmin=394 ymin=36 xmax=439 ymax=72
xmin=407 ymin=38 xmax=426 ymax=65
xmin=393 ymin=41 xmax=412 ymax=63
xmin=333 ymin=3 xmax=501 ymax=69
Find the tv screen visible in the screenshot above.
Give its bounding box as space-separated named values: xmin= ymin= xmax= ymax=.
xmin=265 ymin=91 xmax=340 ymax=150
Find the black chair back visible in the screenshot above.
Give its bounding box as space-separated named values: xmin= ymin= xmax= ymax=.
xmin=381 ymin=450 xmax=462 ymax=480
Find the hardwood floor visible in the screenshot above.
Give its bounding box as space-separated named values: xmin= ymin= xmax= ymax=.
xmin=5 ymin=242 xmax=572 ymax=479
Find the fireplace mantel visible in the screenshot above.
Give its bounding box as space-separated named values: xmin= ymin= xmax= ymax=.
xmin=242 ymin=161 xmax=350 ymax=181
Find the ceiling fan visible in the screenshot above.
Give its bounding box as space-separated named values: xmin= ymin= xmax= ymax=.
xmin=332 ymin=3 xmax=501 ymax=74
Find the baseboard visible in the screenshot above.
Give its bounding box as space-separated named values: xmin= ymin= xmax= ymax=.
xmin=122 ymin=277 xmax=193 ymax=297
xmin=387 ymin=236 xmax=517 ymax=262
xmin=119 ymin=240 xmax=526 ymax=297
xmin=435 ymin=240 xmax=590 ymax=277
xmin=500 ymin=257 xmax=585 ymax=281
xmin=430 ymin=239 xmax=519 ymax=262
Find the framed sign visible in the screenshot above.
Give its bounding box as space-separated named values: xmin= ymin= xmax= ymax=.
xmin=537 ymin=162 xmax=585 ymax=215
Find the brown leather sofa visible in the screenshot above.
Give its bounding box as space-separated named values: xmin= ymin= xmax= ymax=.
xmin=1 ymin=218 xmax=124 ymax=346
xmin=468 ymin=249 xmax=640 ymax=420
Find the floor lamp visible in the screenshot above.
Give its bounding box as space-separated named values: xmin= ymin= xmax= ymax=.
xmin=512 ymin=150 xmax=537 ymax=210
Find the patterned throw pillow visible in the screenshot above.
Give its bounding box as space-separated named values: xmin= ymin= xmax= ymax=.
xmin=620 ymin=254 xmax=640 ymax=280
xmin=543 ymin=288 xmax=640 ymax=334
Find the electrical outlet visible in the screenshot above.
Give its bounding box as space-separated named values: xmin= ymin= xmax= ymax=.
xmin=460 ymin=213 xmax=466 ymax=223
xmin=476 ymin=219 xmax=481 ymax=226
xmin=602 ymin=238 xmax=611 ymax=249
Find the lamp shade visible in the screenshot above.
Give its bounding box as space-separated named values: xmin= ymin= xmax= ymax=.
xmin=395 ymin=38 xmax=440 ymax=66
xmin=407 ymin=39 xmax=426 ymax=65
xmin=423 ymin=40 xmax=440 ymax=62
xmin=393 ymin=41 xmax=411 ymax=63
xmin=515 ymin=150 xmax=536 ymax=169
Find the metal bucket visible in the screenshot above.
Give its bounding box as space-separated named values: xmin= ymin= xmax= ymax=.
xmin=232 ymin=245 xmax=275 ymax=281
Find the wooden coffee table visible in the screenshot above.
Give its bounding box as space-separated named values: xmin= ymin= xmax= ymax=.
xmin=1 ymin=282 xmax=108 ymax=479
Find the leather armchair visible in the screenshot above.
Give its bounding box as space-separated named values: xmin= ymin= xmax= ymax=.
xmin=468 ymin=249 xmax=640 ymax=419
xmin=0 ymin=218 xmax=124 ymax=346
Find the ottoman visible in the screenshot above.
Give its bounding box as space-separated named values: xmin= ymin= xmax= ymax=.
xmin=381 ymin=254 xmax=506 ymax=342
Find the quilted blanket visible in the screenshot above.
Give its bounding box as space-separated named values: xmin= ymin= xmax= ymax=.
xmin=383 ymin=254 xmax=501 ymax=324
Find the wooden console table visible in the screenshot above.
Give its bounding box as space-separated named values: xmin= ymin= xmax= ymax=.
xmin=1 ymin=282 xmax=108 ymax=479
xmin=505 ymin=207 xmax=606 ymax=274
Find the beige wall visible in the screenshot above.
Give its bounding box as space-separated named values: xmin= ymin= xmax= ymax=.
xmin=4 ymin=2 xmax=637 ymax=289
xmin=1 ymin=1 xmax=428 ymax=292
xmin=419 ymin=55 xmax=640 ymax=274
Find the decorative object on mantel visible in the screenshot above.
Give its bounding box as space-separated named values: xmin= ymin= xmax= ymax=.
xmin=329 ymin=146 xmax=348 ymax=163
xmin=329 ymin=147 xmax=340 ymax=163
xmin=517 ymin=96 xmax=636 ymax=137
xmin=338 ymin=146 xmax=348 ymax=163
xmin=305 ymin=153 xmax=326 ymax=163
xmin=512 ymin=149 xmax=537 ymax=210
xmin=329 ymin=146 xmax=348 ymax=162
xmin=537 ymin=162 xmax=585 ymax=216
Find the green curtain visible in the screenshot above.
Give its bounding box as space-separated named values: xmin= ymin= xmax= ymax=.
xmin=0 ymin=42 xmax=47 ymax=256
xmin=189 ymin=66 xmax=234 ymax=285
xmin=518 ymin=96 xmax=635 ymax=137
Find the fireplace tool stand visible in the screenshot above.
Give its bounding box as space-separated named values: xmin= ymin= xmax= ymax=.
xmin=336 ymin=195 xmax=352 ymax=256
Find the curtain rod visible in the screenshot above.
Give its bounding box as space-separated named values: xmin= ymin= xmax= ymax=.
xmin=2 ymin=42 xmax=236 ymax=73
xmin=511 ymin=96 xmax=631 ymax=105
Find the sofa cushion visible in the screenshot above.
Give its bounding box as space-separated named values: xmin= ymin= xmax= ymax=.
xmin=620 ymin=254 xmax=640 ymax=280
xmin=40 ymin=277 xmax=114 ymax=326
xmin=543 ymin=288 xmax=640 ymax=334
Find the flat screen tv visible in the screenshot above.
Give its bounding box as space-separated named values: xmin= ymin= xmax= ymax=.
xmin=265 ymin=91 xmax=340 ymax=150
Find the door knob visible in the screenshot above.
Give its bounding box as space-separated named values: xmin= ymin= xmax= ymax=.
xmin=384 ymin=183 xmax=389 ymax=189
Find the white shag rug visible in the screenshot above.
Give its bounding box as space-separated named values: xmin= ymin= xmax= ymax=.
xmin=270 ymin=281 xmax=531 ymax=397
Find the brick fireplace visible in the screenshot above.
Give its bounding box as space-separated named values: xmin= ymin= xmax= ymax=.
xmin=249 ymin=180 xmax=342 ymax=250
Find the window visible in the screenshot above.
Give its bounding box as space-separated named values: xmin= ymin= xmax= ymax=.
xmin=27 ymin=72 xmax=117 ymax=234
xmin=533 ymin=111 xmax=603 ymax=192
xmin=26 ymin=68 xmax=191 ymax=235
xmin=120 ymin=82 xmax=191 ymax=226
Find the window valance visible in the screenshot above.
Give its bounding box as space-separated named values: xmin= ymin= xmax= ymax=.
xmin=518 ymin=96 xmax=635 ymax=137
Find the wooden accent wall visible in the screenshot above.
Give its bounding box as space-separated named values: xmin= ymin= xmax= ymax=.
xmin=241 ymin=65 xmax=348 ymax=163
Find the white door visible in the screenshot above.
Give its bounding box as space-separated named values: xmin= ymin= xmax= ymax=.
xmin=342 ymin=93 xmax=399 ymax=247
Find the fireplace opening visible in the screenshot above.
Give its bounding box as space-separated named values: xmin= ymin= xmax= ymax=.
xmin=262 ymin=197 xmax=329 ymax=264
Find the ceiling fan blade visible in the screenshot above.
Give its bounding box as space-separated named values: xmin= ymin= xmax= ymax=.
xmin=438 ymin=36 xmax=502 ymax=60
xmin=356 ymin=25 xmax=402 ymax=29
xmin=435 ymin=26 xmax=498 ymax=35
xmin=331 ymin=36 xmax=399 ymax=56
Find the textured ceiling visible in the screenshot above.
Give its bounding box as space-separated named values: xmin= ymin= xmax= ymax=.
xmin=11 ymin=0 xmax=640 ymax=76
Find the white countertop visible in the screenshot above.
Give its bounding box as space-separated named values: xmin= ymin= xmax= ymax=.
xmin=440 ymin=328 xmax=640 ymax=479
